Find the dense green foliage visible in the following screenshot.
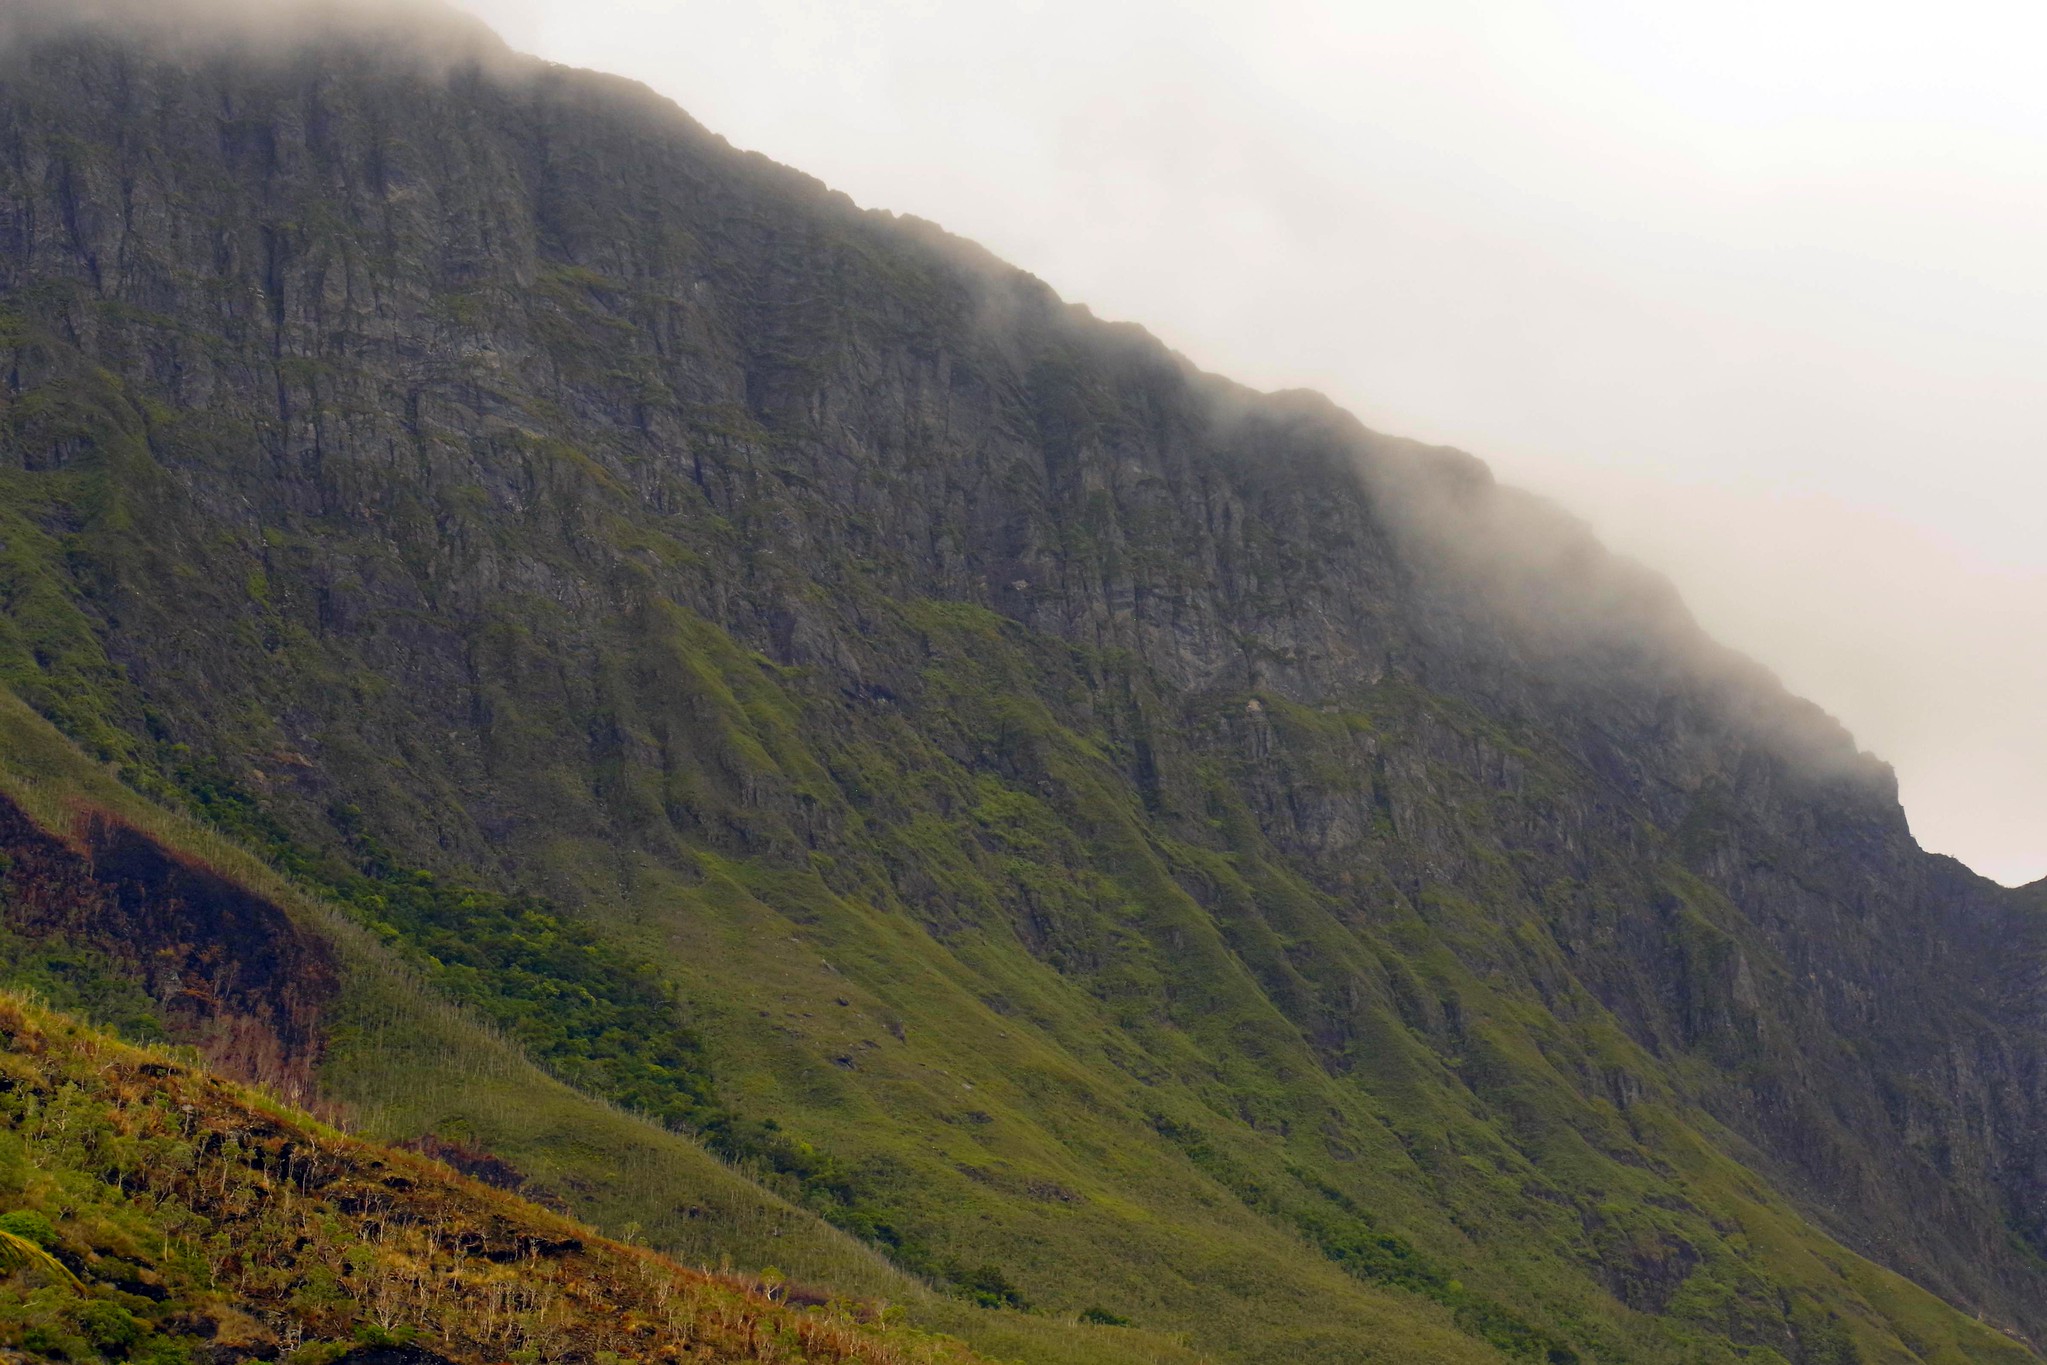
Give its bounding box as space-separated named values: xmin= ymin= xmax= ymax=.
xmin=187 ymin=769 xmax=721 ymax=1129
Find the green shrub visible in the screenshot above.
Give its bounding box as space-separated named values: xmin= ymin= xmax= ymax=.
xmin=0 ymin=1210 xmax=56 ymax=1249
xmin=952 ymin=1263 xmax=1028 ymax=1311
xmin=129 ymin=1338 xmax=192 ymax=1365
xmin=74 ymin=1299 xmax=142 ymax=1350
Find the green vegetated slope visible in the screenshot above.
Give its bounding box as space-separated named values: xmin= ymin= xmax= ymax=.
xmin=0 ymin=687 xmax=1197 ymax=1365
xmin=0 ymin=985 xmax=1008 ymax=1364
xmin=0 ymin=5 xmax=2041 ymax=1364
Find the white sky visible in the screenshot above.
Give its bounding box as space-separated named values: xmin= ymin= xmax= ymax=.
xmin=456 ymin=0 xmax=2046 ymax=886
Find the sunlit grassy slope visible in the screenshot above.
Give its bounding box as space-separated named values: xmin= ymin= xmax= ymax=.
xmin=0 ymin=687 xmax=1202 ymax=1365
xmin=0 ymin=986 xmax=1007 ymax=1363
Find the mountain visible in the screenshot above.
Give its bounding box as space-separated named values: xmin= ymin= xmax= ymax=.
xmin=0 ymin=2 xmax=2040 ymax=1361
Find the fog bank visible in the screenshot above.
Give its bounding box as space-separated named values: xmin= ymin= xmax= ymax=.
xmin=0 ymin=0 xmax=512 ymax=69
xmin=459 ymin=0 xmax=2043 ymax=885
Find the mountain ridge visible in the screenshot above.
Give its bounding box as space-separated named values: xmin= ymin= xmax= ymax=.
xmin=0 ymin=4 xmax=2040 ymax=1361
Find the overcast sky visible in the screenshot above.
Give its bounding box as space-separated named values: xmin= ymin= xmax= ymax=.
xmin=456 ymin=0 xmax=2045 ymax=887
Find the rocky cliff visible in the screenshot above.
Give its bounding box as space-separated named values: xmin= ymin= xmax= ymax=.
xmin=0 ymin=4 xmax=2040 ymax=1362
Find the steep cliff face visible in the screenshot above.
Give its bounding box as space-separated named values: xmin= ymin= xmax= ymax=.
xmin=0 ymin=5 xmax=2041 ymax=1362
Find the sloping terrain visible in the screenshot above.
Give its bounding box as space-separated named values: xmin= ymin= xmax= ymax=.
xmin=0 ymin=3 xmax=2040 ymax=1362
xmin=0 ymin=687 xmax=1197 ymax=1365
xmin=0 ymin=987 xmax=998 ymax=1364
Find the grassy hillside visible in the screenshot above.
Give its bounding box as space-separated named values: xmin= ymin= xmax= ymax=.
xmin=0 ymin=625 xmax=2030 ymax=1365
xmin=0 ymin=687 xmax=1202 ymax=1365
xmin=0 ymin=986 xmax=1004 ymax=1363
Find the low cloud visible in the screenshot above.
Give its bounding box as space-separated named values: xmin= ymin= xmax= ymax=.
xmin=0 ymin=0 xmax=515 ymax=71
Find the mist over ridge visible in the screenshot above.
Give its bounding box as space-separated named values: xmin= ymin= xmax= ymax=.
xmin=0 ymin=0 xmax=506 ymax=53
xmin=12 ymin=0 xmax=2021 ymax=894
xmin=447 ymin=0 xmax=2046 ymax=887
xmin=0 ymin=0 xmax=1930 ymax=848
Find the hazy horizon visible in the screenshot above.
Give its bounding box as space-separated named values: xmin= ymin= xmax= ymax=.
xmin=128 ymin=0 xmax=2035 ymax=885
